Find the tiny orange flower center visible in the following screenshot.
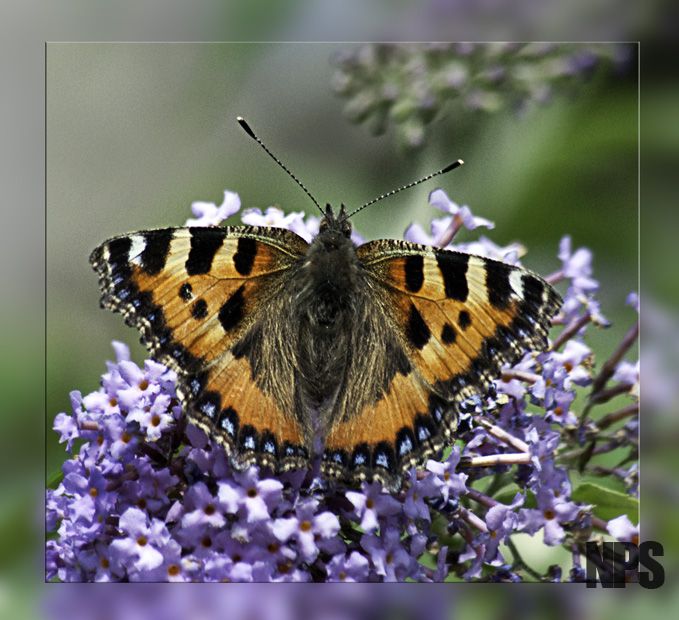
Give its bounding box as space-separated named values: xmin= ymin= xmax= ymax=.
xmin=89 ymin=487 xmax=98 ymax=498
xmin=109 ymin=398 xmax=118 ymax=407
xmin=204 ymin=503 xmax=216 ymax=516
xmin=121 ymin=431 xmax=132 ymax=444
xmin=443 ymin=472 xmax=451 ymax=481
xmin=338 ymin=571 xmax=347 ymax=581
xmin=543 ymin=509 xmax=556 ymax=520
xmin=136 ymin=536 xmax=148 ymax=546
xmin=151 ymin=414 xmax=161 ymax=427
xmin=267 ymin=543 xmax=280 ymax=554
xmin=247 ymin=488 xmax=257 ymax=498
xmin=300 ymin=520 xmax=313 ymax=532
xmin=554 ymin=406 xmax=563 ymax=416
xmin=100 ymin=557 xmax=110 ymax=569
xmin=564 ymin=362 xmax=574 ymax=372
xmin=138 ymin=379 xmax=149 ymax=391
xmin=167 ymin=564 xmax=181 ymax=577
xmin=366 ymin=498 xmax=375 ymax=509
xmin=277 ymin=562 xmax=291 ymax=574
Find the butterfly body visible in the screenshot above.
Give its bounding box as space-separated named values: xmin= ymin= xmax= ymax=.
xmin=91 ymin=204 xmax=561 ymax=491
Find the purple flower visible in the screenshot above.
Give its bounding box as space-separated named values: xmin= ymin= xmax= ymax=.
xmin=185 ymin=190 xmax=241 ymax=226
xmin=126 ymin=393 xmax=176 ymax=441
xmin=429 ymin=189 xmax=495 ymax=231
xmin=234 ymin=468 xmax=284 ymax=523
xmin=241 ymin=206 xmax=306 ymax=232
xmin=403 ymin=470 xmax=439 ymax=521
xmin=613 ymin=360 xmax=639 ymax=387
xmin=361 ymin=528 xmax=416 ymax=581
xmin=404 ymin=190 xmax=493 ymax=247
xmin=426 ymin=448 xmax=468 ymax=504
xmin=607 ymin=515 xmax=639 ymax=544
xmin=346 ymin=482 xmax=402 ymax=532
xmin=550 ymin=340 xmax=592 ymax=387
xmin=109 ymin=507 xmax=171 ymax=576
xmin=519 ymin=488 xmax=582 ymax=545
xmin=558 ymin=236 xmax=598 ymax=293
xmin=181 ymin=482 xmax=226 ymax=529
xmin=272 ymin=498 xmax=340 ymax=562
xmin=325 ymin=551 xmax=370 ymax=582
xmin=482 ymin=497 xmax=522 ymax=564
xmin=454 ymin=236 xmax=525 ymax=264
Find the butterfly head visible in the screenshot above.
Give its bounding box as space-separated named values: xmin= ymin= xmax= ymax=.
xmin=318 ymin=203 xmax=352 ymax=240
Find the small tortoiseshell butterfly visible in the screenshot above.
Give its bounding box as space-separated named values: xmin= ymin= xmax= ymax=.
xmin=90 ymin=118 xmax=561 ymax=491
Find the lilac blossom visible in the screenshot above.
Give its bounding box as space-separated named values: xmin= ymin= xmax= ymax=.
xmin=345 ymin=482 xmax=402 ymax=533
xmin=185 ymin=190 xmax=241 ymax=226
xmin=47 ymin=188 xmax=639 ymax=583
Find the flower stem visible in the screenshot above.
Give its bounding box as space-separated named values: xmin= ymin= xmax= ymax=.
xmin=461 ymin=453 xmax=532 ymax=468
xmin=473 ymin=417 xmax=530 ymax=453
xmin=506 ymin=538 xmax=543 ymax=581
xmin=550 ymin=313 xmax=592 ymax=351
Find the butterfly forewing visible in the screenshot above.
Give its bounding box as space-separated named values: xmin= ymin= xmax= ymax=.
xmin=90 ymin=226 xmax=311 ymax=471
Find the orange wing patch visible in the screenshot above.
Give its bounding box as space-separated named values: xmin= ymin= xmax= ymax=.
xmin=322 ymin=369 xmax=450 ymax=491
xmin=188 ymin=354 xmax=307 ymax=472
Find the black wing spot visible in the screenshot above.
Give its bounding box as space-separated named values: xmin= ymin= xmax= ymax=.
xmin=521 ymin=274 xmax=545 ymax=309
xmin=218 ymin=285 xmax=246 ymax=332
xmin=436 ymin=252 xmax=469 ymax=301
xmin=485 ymin=259 xmax=513 ymax=309
xmin=191 ymin=298 xmax=208 ymax=320
xmin=441 ymin=322 xmax=457 ymax=345
xmin=404 ymin=255 xmax=424 ymax=293
xmin=233 ymin=237 xmax=258 ymax=276
xmin=179 ymin=282 xmax=193 ymax=301
xmin=458 ymin=310 xmax=471 ymax=330
xmin=140 ymin=229 xmax=173 ymax=275
xmin=406 ymin=303 xmax=431 ymax=350
xmin=186 ymin=229 xmax=226 ymax=276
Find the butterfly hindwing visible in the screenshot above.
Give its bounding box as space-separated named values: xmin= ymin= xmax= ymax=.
xmin=322 ymin=239 xmax=561 ymax=490
xmin=90 ymin=226 xmax=310 ymax=471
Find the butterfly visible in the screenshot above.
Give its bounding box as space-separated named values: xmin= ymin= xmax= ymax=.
xmin=90 ymin=119 xmax=561 ymax=491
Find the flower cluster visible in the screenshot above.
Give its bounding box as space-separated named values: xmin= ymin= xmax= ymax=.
xmin=46 ymin=191 xmax=639 ymax=582
xmin=330 ymin=42 xmax=632 ymax=150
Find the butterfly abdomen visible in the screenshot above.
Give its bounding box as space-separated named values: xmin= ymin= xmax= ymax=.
xmin=288 ymin=227 xmax=360 ymax=416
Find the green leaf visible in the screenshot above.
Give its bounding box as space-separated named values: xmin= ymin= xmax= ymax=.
xmin=47 ymin=469 xmax=63 ymax=489
xmin=571 ymin=482 xmax=639 ymax=523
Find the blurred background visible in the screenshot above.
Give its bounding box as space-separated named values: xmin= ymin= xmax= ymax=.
xmin=2 ymin=0 xmax=678 ymax=617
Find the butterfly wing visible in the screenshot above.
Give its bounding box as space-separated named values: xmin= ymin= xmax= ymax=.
xmin=90 ymin=226 xmax=311 ymax=471
xmin=322 ymin=239 xmax=561 ymax=490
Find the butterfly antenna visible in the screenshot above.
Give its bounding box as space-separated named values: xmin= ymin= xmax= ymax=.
xmin=346 ymin=159 xmax=464 ymax=219
xmin=237 ymin=116 xmax=324 ymax=215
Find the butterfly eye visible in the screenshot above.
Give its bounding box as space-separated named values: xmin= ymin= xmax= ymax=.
xmin=340 ymin=219 xmax=352 ymax=238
